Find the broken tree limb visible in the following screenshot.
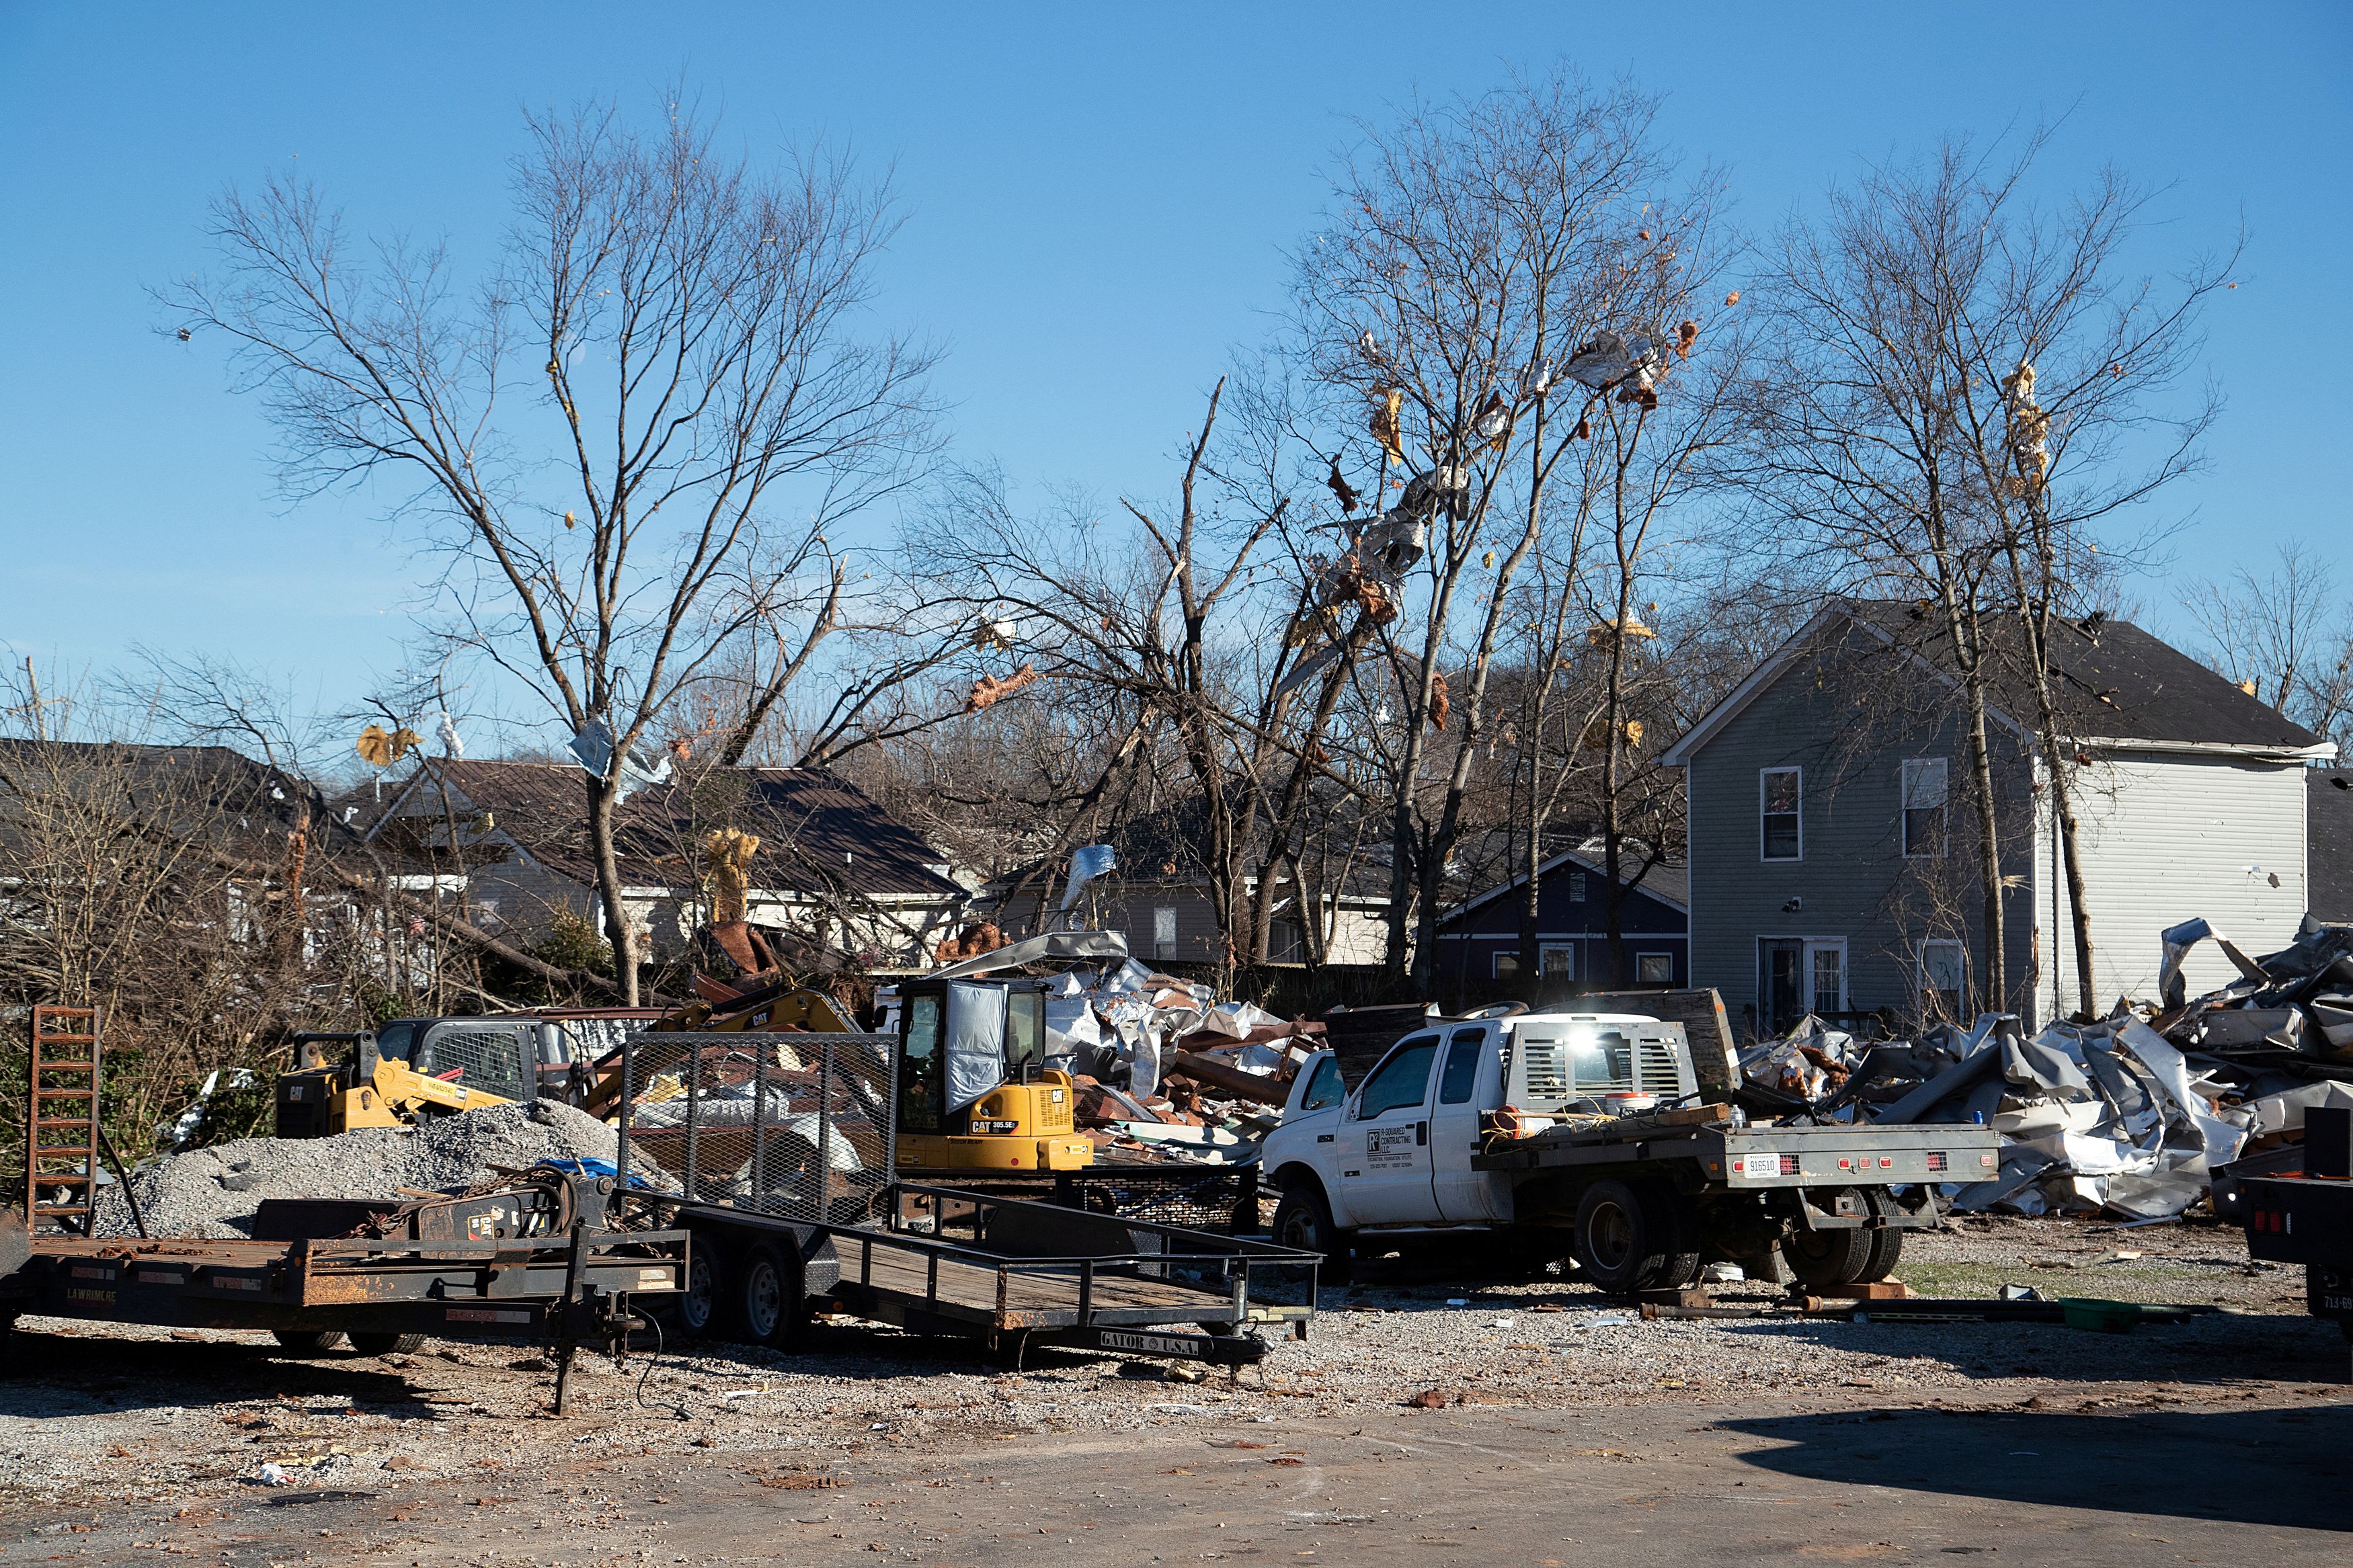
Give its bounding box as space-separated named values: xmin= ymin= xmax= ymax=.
xmin=1166 ymin=1049 xmax=1293 ymax=1107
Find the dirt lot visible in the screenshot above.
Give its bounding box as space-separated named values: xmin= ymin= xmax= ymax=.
xmin=3 ymin=1216 xmax=2348 ymax=1563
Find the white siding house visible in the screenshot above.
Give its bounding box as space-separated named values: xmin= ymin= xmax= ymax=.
xmin=1665 ymin=602 xmax=2334 ymax=1034
xmin=2032 ymin=748 xmax=2311 ymax=1020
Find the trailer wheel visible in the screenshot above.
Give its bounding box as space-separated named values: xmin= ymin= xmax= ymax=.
xmin=348 ymin=1331 xmax=426 ymax=1356
xmin=670 ymin=1240 xmax=724 ymax=1340
xmin=1856 ymin=1190 xmax=1904 ymax=1284
xmin=271 ymin=1329 xmax=346 ymax=1356
xmin=733 ymin=1242 xmax=807 ymax=1350
xmin=1784 ymin=1214 xmax=1874 ymax=1293
xmin=1271 ymin=1180 xmax=1349 ymax=1287
xmin=1573 ymin=1180 xmax=1674 ymax=1294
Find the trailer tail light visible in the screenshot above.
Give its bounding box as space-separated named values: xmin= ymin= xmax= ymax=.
xmin=1780 ymin=1154 xmax=1800 ymax=1175
xmin=1925 ymin=1151 xmax=1948 ymax=1173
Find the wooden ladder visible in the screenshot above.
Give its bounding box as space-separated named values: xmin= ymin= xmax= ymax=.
xmin=24 ymin=1005 xmax=102 ymax=1235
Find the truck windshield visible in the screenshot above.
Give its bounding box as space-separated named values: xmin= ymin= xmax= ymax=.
xmin=374 ymin=1022 xmax=419 ymax=1064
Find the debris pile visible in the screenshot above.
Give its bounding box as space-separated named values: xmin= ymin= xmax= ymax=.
xmin=93 ymin=1099 xmax=617 ymax=1239
xmin=896 ymin=930 xmax=1324 ymax=1166
xmin=1742 ymin=914 xmax=2353 ymax=1220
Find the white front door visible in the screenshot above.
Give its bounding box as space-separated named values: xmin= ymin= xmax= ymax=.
xmin=1345 ymin=1033 xmax=1442 ymax=1225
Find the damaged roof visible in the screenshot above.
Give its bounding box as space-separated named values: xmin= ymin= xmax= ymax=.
xmin=372 ymin=759 xmax=962 ymax=901
xmin=0 ymin=739 xmax=324 ymax=857
xmin=1668 ymin=599 xmax=2329 ymax=763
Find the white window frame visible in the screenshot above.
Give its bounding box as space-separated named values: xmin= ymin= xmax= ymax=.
xmin=1760 ymin=766 xmax=1803 ymax=862
xmin=1491 ymin=950 xmax=1522 ymax=979
xmin=1901 ymin=757 xmax=1950 ymax=859
xmin=1566 ymin=870 xmax=1588 ymax=903
xmin=1635 ymin=950 xmax=1674 ymax=985
xmin=1151 ymin=905 xmax=1178 ymax=960
xmin=1805 ymin=937 xmax=1847 ymax=1015
xmin=1540 ymin=944 xmax=1576 ymax=979
xmin=1919 ymin=938 xmax=1966 ymax=1015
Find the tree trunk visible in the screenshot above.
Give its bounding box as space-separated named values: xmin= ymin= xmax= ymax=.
xmin=586 ymin=778 xmax=639 ymax=1006
xmin=1950 ymin=628 xmax=2008 ymax=1016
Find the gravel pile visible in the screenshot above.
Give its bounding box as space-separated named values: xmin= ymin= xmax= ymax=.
xmin=93 ymin=1100 xmax=618 ymax=1239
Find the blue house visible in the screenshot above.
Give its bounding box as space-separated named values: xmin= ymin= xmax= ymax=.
xmin=1432 ymin=845 xmax=1690 ymax=991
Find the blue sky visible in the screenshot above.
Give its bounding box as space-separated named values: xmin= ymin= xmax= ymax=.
xmin=3 ymin=3 xmax=2347 ymax=727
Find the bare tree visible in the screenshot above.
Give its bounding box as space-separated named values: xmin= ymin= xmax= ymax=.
xmin=1745 ymin=133 xmax=2231 ymax=1020
xmin=164 ymin=94 xmax=939 ymax=1002
xmin=1288 ymin=67 xmax=1727 ymax=983
xmin=2188 ymin=540 xmax=2353 ymax=755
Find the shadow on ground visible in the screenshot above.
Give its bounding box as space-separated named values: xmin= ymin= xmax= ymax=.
xmin=1720 ymin=1403 xmax=2353 ymax=1532
xmin=0 ymin=1325 xmax=439 ymax=1417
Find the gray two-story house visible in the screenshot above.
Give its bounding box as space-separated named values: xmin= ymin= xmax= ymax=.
xmin=1661 ymin=600 xmax=2331 ymax=1036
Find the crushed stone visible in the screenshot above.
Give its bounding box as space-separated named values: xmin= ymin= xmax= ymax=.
xmin=93 ymin=1100 xmax=618 ymax=1238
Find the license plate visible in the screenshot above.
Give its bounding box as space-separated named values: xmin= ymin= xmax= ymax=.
xmin=1740 ymin=1153 xmax=1782 ymax=1178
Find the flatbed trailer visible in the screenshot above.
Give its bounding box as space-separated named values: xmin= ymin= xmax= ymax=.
xmin=0 ymin=1169 xmax=686 ymax=1408
xmin=610 ymin=1031 xmax=1314 ymax=1366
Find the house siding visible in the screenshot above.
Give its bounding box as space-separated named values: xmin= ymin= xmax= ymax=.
xmin=1683 ymin=623 xmax=2035 ymax=1034
xmin=2034 ymin=750 xmax=2309 ymax=1015
xmin=1433 ymin=856 xmax=1688 ymax=988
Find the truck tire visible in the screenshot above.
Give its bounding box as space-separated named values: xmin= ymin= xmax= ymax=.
xmin=271 ymin=1329 xmax=346 ymax=1356
xmin=732 ymin=1241 xmax=807 ymax=1350
xmin=1856 ymin=1190 xmax=1904 ymax=1284
xmin=348 ymin=1331 xmax=426 ymax=1356
xmin=1574 ymin=1180 xmax=1689 ymax=1294
xmin=1271 ymin=1181 xmax=1350 ymax=1287
xmin=1784 ymin=1216 xmax=1874 ymax=1293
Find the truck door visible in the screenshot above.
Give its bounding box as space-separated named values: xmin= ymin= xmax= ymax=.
xmin=1344 ymin=1033 xmax=1442 ymax=1224
xmin=1429 ymin=1026 xmax=1510 ymax=1223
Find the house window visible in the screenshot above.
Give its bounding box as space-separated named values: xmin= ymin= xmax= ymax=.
xmin=1920 ymin=940 xmax=1966 ymax=1021
xmin=1567 ymin=871 xmax=1588 ymax=902
xmin=1492 ymin=951 xmax=1521 ymax=979
xmin=1809 ymin=942 xmax=1845 ymax=1015
xmin=1761 ymin=768 xmax=1802 ymax=861
xmin=1902 ymin=757 xmax=1948 ymax=858
xmin=1541 ymin=945 xmax=1575 ymax=979
xmin=1152 ymin=905 xmax=1178 ymax=960
xmin=1637 ymin=952 xmax=1673 ymax=985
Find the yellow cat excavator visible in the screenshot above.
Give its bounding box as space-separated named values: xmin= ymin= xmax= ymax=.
xmin=888 ymin=976 xmax=1092 ymax=1173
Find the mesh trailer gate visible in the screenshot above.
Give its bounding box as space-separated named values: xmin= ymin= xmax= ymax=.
xmin=606 ymin=1030 xmax=1316 ymax=1362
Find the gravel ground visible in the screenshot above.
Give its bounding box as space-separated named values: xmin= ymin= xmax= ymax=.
xmin=2 ymin=1214 xmax=2345 ymax=1520
xmin=91 ymin=1101 xmax=618 ymax=1237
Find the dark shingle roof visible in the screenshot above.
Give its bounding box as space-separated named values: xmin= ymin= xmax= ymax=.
xmin=0 ymin=739 xmax=319 ymax=858
xmin=1845 ymin=601 xmax=2323 ymax=750
xmin=375 ymin=759 xmax=960 ymax=901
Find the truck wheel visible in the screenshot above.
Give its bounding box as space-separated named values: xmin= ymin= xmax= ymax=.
xmin=1784 ymin=1217 xmax=1874 ymax=1293
xmin=271 ymin=1329 xmax=346 ymax=1356
xmin=733 ymin=1242 xmax=807 ymax=1350
xmin=1856 ymin=1190 xmax=1903 ymax=1284
xmin=348 ymin=1331 xmax=426 ymax=1356
xmin=670 ymin=1241 xmax=724 ymax=1340
xmin=1271 ymin=1182 xmax=1350 ymax=1287
xmin=1574 ymin=1180 xmax=1674 ymax=1294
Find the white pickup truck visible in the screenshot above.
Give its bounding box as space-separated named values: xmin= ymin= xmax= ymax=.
xmin=1260 ymin=1010 xmax=1999 ymax=1294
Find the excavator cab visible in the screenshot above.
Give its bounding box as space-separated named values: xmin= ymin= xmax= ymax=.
xmin=893 ymin=978 xmax=1092 ymax=1172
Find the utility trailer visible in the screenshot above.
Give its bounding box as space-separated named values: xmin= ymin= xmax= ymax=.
xmin=608 ymin=1031 xmax=1314 ymax=1366
xmin=0 ymin=1167 xmax=686 ymax=1410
